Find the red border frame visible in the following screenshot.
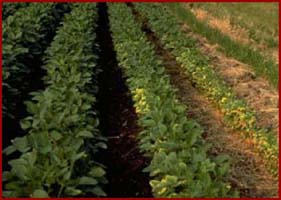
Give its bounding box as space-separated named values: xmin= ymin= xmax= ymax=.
xmin=0 ymin=0 xmax=280 ymax=3
xmin=0 ymin=0 xmax=279 ymax=199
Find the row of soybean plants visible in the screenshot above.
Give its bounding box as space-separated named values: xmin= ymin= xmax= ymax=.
xmin=133 ymin=3 xmax=278 ymax=176
xmin=108 ymin=3 xmax=237 ymax=197
xmin=3 ymin=3 xmax=68 ymax=120
xmin=3 ymin=3 xmax=107 ymax=197
xmin=2 ymin=3 xmax=29 ymax=20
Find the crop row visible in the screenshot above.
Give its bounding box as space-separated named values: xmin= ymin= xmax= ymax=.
xmin=2 ymin=3 xmax=29 ymax=20
xmin=3 ymin=3 xmax=106 ymax=197
xmin=2 ymin=3 xmax=68 ymax=120
xmin=108 ymin=3 xmax=236 ymax=197
xmin=134 ymin=3 xmax=278 ymax=175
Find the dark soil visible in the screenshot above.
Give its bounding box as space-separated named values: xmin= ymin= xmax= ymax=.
xmin=127 ymin=3 xmax=278 ymax=197
xmin=95 ymin=3 xmax=152 ymax=197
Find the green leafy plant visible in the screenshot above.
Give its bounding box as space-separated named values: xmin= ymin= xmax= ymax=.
xmin=2 ymin=2 xmax=29 ymax=20
xmin=134 ymin=3 xmax=278 ymax=176
xmin=108 ymin=3 xmax=236 ymax=197
xmin=3 ymin=3 xmax=107 ymax=197
xmin=2 ymin=3 xmax=69 ymax=119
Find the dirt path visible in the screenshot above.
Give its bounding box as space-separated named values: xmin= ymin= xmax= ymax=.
xmin=95 ymin=3 xmax=151 ymax=197
xmin=179 ymin=24 xmax=279 ymax=136
xmin=129 ymin=4 xmax=278 ymax=197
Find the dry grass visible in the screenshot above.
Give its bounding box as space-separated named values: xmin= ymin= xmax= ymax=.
xmin=187 ymin=4 xmax=279 ymax=64
xmin=180 ymin=24 xmax=279 ymax=136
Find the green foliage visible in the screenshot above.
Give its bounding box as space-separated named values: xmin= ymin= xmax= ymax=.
xmin=2 ymin=3 xmax=67 ymax=119
xmin=3 ymin=3 xmax=107 ymax=197
xmin=134 ymin=3 xmax=278 ymax=176
xmin=108 ymin=3 xmax=236 ymax=197
xmin=2 ymin=3 xmax=29 ymax=20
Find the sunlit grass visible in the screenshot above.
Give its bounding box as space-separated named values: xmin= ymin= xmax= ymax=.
xmin=166 ymin=3 xmax=278 ymax=88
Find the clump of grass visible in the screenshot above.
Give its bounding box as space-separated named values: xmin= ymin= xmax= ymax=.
xmin=166 ymin=3 xmax=278 ymax=88
xmin=190 ymin=3 xmax=279 ymax=51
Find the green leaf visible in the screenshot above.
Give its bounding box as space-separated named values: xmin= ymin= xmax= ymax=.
xmin=79 ymin=176 xmax=97 ymax=185
xmin=92 ymin=187 xmax=106 ymax=196
xmin=66 ymin=114 xmax=80 ymax=124
xmin=11 ymin=136 xmax=30 ymax=153
xmin=215 ymin=155 xmax=230 ymax=164
xmin=32 ymin=119 xmax=40 ymax=128
xmin=30 ymin=132 xmax=52 ymax=154
xmin=50 ymin=131 xmax=62 ymax=141
xmin=32 ymin=189 xmax=49 ymax=198
xmin=158 ymin=124 xmax=167 ymax=133
xmin=143 ymin=119 xmax=155 ymax=126
xmin=96 ymin=142 xmax=107 ymax=149
xmin=64 ymin=187 xmax=82 ymax=196
xmin=3 ymin=145 xmax=16 ymax=155
xmin=89 ymin=167 xmax=106 ymax=178
xmin=72 ymin=138 xmax=84 ymax=151
xmin=71 ymin=151 xmax=86 ymax=161
xmin=25 ymin=101 xmax=38 ymax=114
xmin=151 ymin=169 xmax=161 ymax=176
xmin=8 ymin=159 xmax=28 ymax=180
xmin=77 ymin=130 xmax=93 ymax=138
xmin=81 ymin=103 xmax=91 ymax=110
xmin=63 ymin=171 xmax=71 ymax=181
xmin=150 ymin=180 xmax=160 ymax=188
xmin=20 ymin=119 xmax=31 ymax=130
xmin=165 ymin=175 xmax=178 ymax=184
xmin=142 ymin=165 xmax=151 ymax=173
xmin=25 ymin=151 xmax=37 ymax=166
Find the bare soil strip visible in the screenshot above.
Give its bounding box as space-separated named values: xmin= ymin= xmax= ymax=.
xmin=128 ymin=4 xmax=278 ymax=197
xmin=95 ymin=3 xmax=152 ymax=197
xmin=180 ymin=24 xmax=279 ymax=136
